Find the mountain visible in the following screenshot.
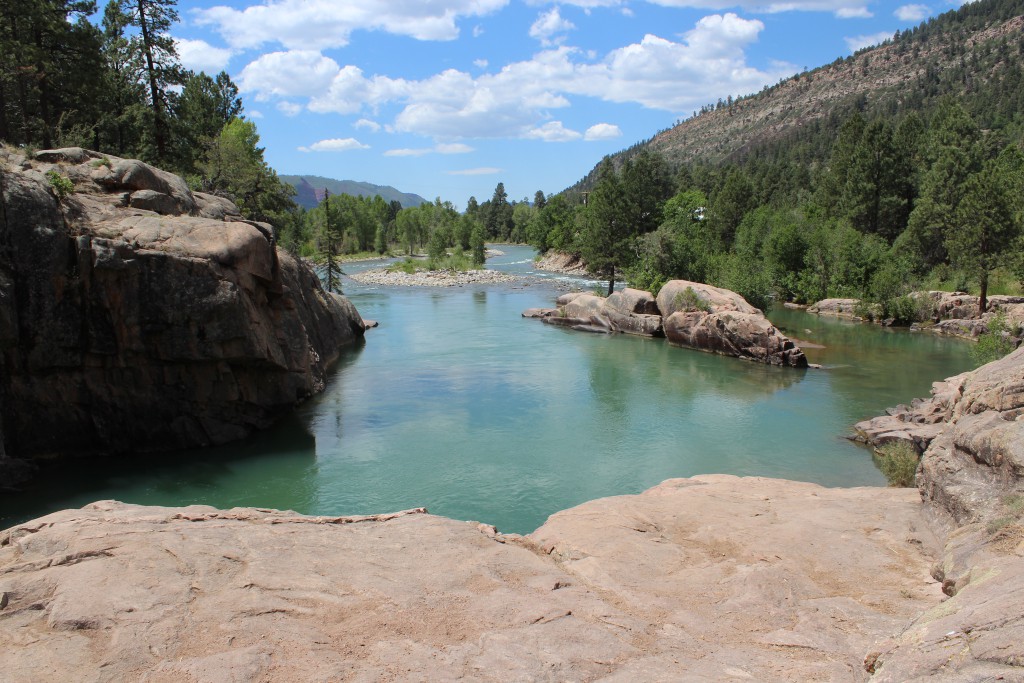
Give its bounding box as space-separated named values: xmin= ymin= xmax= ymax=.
xmin=570 ymin=0 xmax=1024 ymax=190
xmin=280 ymin=175 xmax=428 ymax=210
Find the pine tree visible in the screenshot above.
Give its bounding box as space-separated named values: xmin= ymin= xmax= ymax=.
xmin=118 ymin=0 xmax=183 ymax=163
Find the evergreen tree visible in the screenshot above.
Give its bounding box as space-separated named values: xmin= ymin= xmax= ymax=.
xmin=948 ymin=149 xmax=1023 ymax=312
xmin=118 ymin=0 xmax=183 ymax=163
xmin=321 ymin=190 xmax=343 ymax=293
xmin=174 ymin=70 xmax=242 ymax=171
xmin=470 ymin=225 xmax=486 ymax=266
xmin=579 ymin=159 xmax=630 ymax=295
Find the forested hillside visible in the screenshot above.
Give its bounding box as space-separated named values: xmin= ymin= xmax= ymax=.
xmin=280 ymin=175 xmax=426 ymax=211
xmin=531 ymin=0 xmax=1024 ymax=319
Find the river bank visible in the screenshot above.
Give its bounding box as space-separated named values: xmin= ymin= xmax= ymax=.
xmin=348 ymin=267 xmax=523 ymax=287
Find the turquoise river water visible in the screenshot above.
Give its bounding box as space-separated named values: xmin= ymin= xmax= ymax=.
xmin=0 ymin=245 xmax=976 ymax=534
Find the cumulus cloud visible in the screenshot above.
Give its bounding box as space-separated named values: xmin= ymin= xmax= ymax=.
xmin=174 ymin=38 xmax=233 ymax=73
xmin=584 ymin=123 xmax=622 ymax=140
xmin=235 ymin=12 xmax=792 ymax=139
xmin=195 ymin=0 xmax=508 ymax=50
xmin=524 ymin=121 xmax=582 ymax=141
xmin=354 ymin=118 xmax=381 ymax=131
xmin=844 ymin=30 xmax=895 ymax=51
xmin=448 ymin=167 xmax=502 ymax=175
xmin=277 ymin=101 xmax=302 ymax=116
xmin=384 ymin=143 xmax=474 ymax=156
xmin=534 ymin=0 xmax=877 ymax=16
xmin=474 ymin=59 xmax=489 ymax=69
xmin=298 ymin=138 xmax=370 ymax=152
xmin=895 ymin=4 xmax=930 ymax=20
xmin=436 ymin=143 xmax=475 ymax=154
xmin=530 ymin=8 xmax=576 ymax=46
xmin=238 ymin=51 xmax=339 ymax=100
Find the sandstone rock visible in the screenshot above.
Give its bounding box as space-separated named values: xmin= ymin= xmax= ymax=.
xmin=0 ymin=476 xmax=946 ymax=682
xmin=128 ymin=188 xmax=180 ymax=215
xmin=0 ymin=152 xmax=364 ymax=477
xmin=532 ymin=250 xmax=588 ymax=275
xmin=605 ymin=287 xmax=660 ymax=316
xmin=94 ymin=156 xmax=197 ymax=215
xmin=194 ymin=191 xmax=243 ymax=220
xmin=657 ymin=279 xmax=759 ymax=318
xmin=808 ymin=298 xmax=862 ymax=319
xmin=555 ymin=291 xmax=587 ymax=306
xmin=663 ymin=309 xmax=808 ymax=367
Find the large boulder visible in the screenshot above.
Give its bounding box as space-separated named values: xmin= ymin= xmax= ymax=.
xmin=0 ymin=147 xmax=364 ymax=477
xmin=533 ymin=290 xmax=664 ymax=337
xmin=657 ymin=279 xmax=759 ymax=318
xmin=657 ymin=281 xmax=807 ymax=367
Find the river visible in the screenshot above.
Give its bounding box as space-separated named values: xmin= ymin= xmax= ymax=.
xmin=0 ymin=245 xmax=975 ymax=534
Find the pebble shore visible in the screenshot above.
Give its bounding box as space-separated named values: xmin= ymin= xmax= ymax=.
xmin=348 ymin=268 xmax=523 ymax=287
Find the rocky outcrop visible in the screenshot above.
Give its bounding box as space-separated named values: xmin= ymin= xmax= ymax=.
xmin=658 ymin=281 xmax=808 ymax=367
xmin=0 ymin=475 xmax=945 ymax=682
xmin=527 ymin=288 xmax=665 ymax=337
xmin=524 ymin=281 xmax=807 ymax=365
xmin=532 ymin=250 xmax=589 ymax=275
xmin=0 ymin=147 xmax=364 ymax=478
xmin=807 ymin=298 xmax=863 ymax=319
xmin=849 ymin=347 xmax=1024 ymax=680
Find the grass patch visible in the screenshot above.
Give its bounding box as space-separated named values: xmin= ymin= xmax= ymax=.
xmin=874 ymin=441 xmax=919 ymax=488
xmin=386 ymin=257 xmax=421 ymax=274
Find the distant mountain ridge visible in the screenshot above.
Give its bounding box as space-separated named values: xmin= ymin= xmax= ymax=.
xmin=280 ymin=175 xmax=427 ymax=210
xmin=569 ymin=0 xmax=1024 ymax=191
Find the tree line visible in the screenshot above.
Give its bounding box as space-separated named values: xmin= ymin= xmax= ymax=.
xmin=526 ymin=101 xmax=1024 ymax=317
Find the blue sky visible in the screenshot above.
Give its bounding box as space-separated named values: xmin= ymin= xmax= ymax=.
xmin=168 ymin=0 xmax=954 ymax=208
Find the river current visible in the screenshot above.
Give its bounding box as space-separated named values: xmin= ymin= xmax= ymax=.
xmin=0 ymin=246 xmax=975 ymax=534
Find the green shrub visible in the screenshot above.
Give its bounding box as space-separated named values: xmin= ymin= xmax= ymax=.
xmin=89 ymin=157 xmax=111 ymax=168
xmin=387 ymin=258 xmax=420 ymax=274
xmin=972 ymin=311 xmax=1019 ymax=366
xmin=673 ymin=286 xmax=711 ymax=313
xmin=45 ymin=170 xmax=74 ymax=200
xmin=875 ymin=441 xmax=919 ymax=487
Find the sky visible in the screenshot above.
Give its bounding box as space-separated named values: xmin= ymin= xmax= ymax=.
xmin=167 ymin=0 xmax=957 ymax=208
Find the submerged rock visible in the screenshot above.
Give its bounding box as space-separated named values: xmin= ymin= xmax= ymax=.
xmin=0 ymin=147 xmax=364 ymax=478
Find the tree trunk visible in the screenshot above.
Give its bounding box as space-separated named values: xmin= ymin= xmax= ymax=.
xmin=979 ymin=270 xmax=988 ymax=314
xmin=137 ymin=0 xmax=166 ymax=160
xmin=606 ymin=265 xmax=615 ymax=297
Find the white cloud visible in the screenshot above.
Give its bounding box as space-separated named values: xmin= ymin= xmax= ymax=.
xmin=448 ymin=167 xmax=502 ymax=175
xmin=474 ymin=58 xmax=489 ymax=69
xmin=524 ymin=121 xmax=582 ymax=141
xmin=385 ymin=142 xmax=475 ymax=156
xmin=584 ymin=123 xmax=622 ymax=140
xmin=354 ymin=118 xmax=381 ymax=131
xmin=174 ymin=38 xmax=233 ymax=73
xmin=530 ymin=8 xmax=576 ymax=46
xmin=844 ymin=30 xmax=895 ymax=51
xmin=836 ymin=6 xmax=873 ymax=17
xmin=298 ymin=138 xmax=370 ymax=152
xmin=384 ymin=148 xmax=432 ymax=157
xmin=473 ymin=25 xmax=485 ymax=37
xmin=436 ymin=143 xmax=475 ymax=154
xmin=540 ymin=0 xmax=876 ymax=15
xmin=236 ymin=13 xmax=791 ymax=139
xmin=238 ymin=50 xmax=339 ymax=100
xmin=248 ymin=110 xmax=264 ymax=119
xmin=277 ymin=101 xmax=302 ymax=116
xmin=895 ymin=4 xmax=930 ymax=20
xmin=195 ymin=0 xmax=508 ymax=51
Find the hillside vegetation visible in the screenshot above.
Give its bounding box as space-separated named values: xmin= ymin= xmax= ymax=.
xmin=530 ymin=0 xmax=1024 ymax=321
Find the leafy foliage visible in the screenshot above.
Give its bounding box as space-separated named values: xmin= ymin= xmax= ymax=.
xmin=875 ymin=441 xmax=920 ymax=488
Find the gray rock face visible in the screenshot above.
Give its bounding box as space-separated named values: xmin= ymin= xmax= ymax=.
xmin=0 ymin=147 xmax=364 ymax=474
xmin=807 ymin=298 xmax=862 ymax=319
xmin=0 ymin=476 xmax=945 ymax=682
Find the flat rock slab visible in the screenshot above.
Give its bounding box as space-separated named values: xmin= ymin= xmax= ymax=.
xmin=0 ymin=476 xmax=946 ymax=682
